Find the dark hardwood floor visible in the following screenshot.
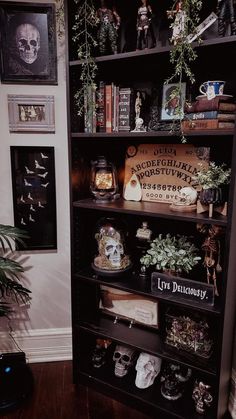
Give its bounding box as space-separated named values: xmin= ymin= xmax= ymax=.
xmin=0 ymin=361 xmax=151 ymax=419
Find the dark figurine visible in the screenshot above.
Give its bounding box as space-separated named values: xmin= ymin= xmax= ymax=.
xmin=192 ymin=380 xmax=213 ymax=414
xmin=217 ymin=0 xmax=236 ymax=36
xmin=91 ymin=338 xmax=111 ymax=368
xmin=97 ymin=0 xmax=121 ymax=55
xmin=136 ymin=0 xmax=156 ymax=50
xmin=161 ymin=363 xmax=192 ymax=401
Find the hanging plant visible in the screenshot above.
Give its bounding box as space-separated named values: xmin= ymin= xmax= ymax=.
xmin=165 ymin=0 xmax=203 ymax=142
xmin=73 ymin=0 xmax=99 ymax=120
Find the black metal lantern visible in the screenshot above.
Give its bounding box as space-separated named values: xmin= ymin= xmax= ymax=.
xmin=90 ymin=156 xmax=118 ymax=202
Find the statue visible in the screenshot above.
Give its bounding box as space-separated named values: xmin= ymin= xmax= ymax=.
xmin=136 ymin=0 xmax=156 ymax=50
xmin=97 ymin=0 xmax=121 ymax=55
xmin=167 ymin=1 xmax=187 ymax=45
xmin=217 ymin=0 xmax=236 ymax=36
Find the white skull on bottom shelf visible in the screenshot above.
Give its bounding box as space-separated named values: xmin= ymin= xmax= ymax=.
xmin=135 ymin=352 xmax=162 ymax=389
xmin=113 ymin=344 xmax=136 ymax=377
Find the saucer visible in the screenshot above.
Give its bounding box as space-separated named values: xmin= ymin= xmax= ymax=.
xmin=196 ymin=94 xmax=233 ymax=101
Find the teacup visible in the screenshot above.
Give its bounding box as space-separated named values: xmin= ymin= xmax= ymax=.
xmin=199 ymin=80 xmax=225 ymax=99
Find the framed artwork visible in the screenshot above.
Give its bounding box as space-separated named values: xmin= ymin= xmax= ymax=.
xmin=10 ymin=146 xmax=57 ymax=250
xmin=8 ymin=94 xmax=55 ymax=133
xmin=0 ymin=2 xmax=57 ymax=84
xmin=161 ymin=82 xmax=186 ymax=121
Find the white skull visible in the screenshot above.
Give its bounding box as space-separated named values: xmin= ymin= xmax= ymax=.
xmin=105 ymin=237 xmax=124 ymax=267
xmin=113 ymin=345 xmax=135 ymax=377
xmin=16 ymin=23 xmax=40 ymax=64
xmin=135 ymin=352 xmax=162 ymax=389
xmin=175 ymin=187 xmax=198 ymax=206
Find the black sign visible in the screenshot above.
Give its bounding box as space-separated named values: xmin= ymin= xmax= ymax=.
xmin=151 ymin=272 xmax=214 ymax=306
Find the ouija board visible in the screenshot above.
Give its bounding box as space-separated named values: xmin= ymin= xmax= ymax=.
xmin=124 ymin=144 xmax=210 ymax=203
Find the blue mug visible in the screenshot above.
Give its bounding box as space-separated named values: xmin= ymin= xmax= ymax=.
xmin=199 ymin=80 xmax=225 ymax=98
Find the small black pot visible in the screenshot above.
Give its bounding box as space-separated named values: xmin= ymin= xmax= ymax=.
xmin=199 ymin=187 xmax=226 ymax=205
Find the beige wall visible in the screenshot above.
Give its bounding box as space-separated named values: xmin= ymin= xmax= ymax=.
xmin=0 ymin=0 xmax=71 ymax=361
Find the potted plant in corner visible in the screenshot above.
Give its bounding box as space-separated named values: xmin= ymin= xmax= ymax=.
xmin=193 ymin=162 xmax=231 ymax=217
xmin=140 ymin=233 xmax=201 ymax=277
xmin=0 ymin=224 xmax=31 ymax=318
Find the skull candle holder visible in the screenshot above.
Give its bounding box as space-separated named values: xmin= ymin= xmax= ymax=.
xmin=93 ymin=218 xmax=132 ymax=276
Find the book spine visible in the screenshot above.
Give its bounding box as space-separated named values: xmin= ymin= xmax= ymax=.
xmin=105 ymin=84 xmax=112 ymax=133
xmin=181 ymin=119 xmax=219 ymax=130
xmin=186 ymin=97 xmax=220 ymax=113
xmin=185 ymin=111 xmax=218 ymax=120
xmin=218 ymin=121 xmax=235 ymax=129
xmin=118 ymin=88 xmax=131 ymax=131
xmin=112 ymin=83 xmax=116 ymax=132
xmin=218 ymin=113 xmax=236 ymax=121
xmin=96 ymin=81 xmax=106 ymax=132
xmin=219 ymin=102 xmax=236 ymax=112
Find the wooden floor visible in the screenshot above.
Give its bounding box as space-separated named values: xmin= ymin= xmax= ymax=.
xmin=0 ymin=361 xmax=151 ymax=419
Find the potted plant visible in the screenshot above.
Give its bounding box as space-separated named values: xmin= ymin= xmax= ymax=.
xmin=193 ymin=162 xmax=231 ymax=206
xmin=0 ymin=224 xmax=31 ymax=318
xmin=140 ymin=233 xmax=201 ymax=276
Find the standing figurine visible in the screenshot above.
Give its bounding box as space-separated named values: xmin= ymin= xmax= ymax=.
xmin=136 ymin=0 xmax=156 ymax=50
xmin=97 ymin=0 xmax=121 ymax=55
xmin=167 ymin=1 xmax=187 ymax=45
xmin=192 ymin=381 xmax=213 ymax=414
xmin=131 ymin=91 xmax=146 ymax=132
xmin=217 ymin=0 xmax=236 ymax=36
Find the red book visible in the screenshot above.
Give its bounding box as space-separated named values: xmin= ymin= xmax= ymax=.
xmin=105 ymin=84 xmax=112 ymax=133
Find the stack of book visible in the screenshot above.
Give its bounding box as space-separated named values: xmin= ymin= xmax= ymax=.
xmin=95 ymin=81 xmax=134 ymax=133
xmin=182 ymin=95 xmax=236 ymax=131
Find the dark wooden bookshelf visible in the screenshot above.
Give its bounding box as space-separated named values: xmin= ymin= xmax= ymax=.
xmin=66 ymin=0 xmax=236 ymax=417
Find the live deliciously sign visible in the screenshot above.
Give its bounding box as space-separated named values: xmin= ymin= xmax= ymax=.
xmin=151 ymin=272 xmax=214 ymax=306
xmin=124 ymin=144 xmax=209 ymax=203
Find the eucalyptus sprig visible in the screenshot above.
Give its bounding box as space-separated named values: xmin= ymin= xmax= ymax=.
xmin=73 ymin=0 xmax=99 ymax=117
xmin=193 ymin=162 xmax=231 ymax=190
xmin=166 ymin=0 xmax=203 ymax=142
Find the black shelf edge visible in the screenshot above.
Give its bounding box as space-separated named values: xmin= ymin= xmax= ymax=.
xmin=73 ymin=198 xmax=228 ymax=226
xmin=69 ymin=35 xmax=236 ymax=66
xmin=78 ymin=368 xmax=215 ymax=419
xmin=71 ymin=130 xmax=234 ymax=138
xmin=75 ymin=268 xmax=222 ymax=316
xmin=77 ymin=316 xmax=217 ymax=376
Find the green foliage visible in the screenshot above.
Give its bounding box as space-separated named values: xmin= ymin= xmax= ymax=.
xmin=73 ymin=0 xmax=99 ymax=116
xmin=193 ymin=162 xmax=231 ymax=190
xmin=0 ymin=224 xmax=31 ymax=317
xmin=140 ymin=233 xmax=201 ymax=275
xmin=166 ymin=0 xmax=203 ymax=142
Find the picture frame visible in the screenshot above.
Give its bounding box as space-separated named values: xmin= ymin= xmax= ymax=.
xmin=8 ymin=94 xmax=55 ymax=133
xmin=0 ymin=2 xmax=57 ymax=84
xmin=10 ymin=146 xmax=57 ymax=250
xmin=161 ymin=82 xmax=186 ymax=121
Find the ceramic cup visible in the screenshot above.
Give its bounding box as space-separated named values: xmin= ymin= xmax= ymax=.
xmin=199 ymin=81 xmax=225 ymax=99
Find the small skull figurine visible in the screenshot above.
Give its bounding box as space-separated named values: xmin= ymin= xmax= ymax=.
xmin=113 ymin=344 xmax=136 ymax=377
xmin=192 ymin=380 xmax=213 ymax=414
xmin=174 ymin=187 xmax=198 ymax=206
xmin=104 ymin=236 xmax=124 ymax=267
xmin=135 ymin=352 xmax=162 ymax=389
xmin=16 ymin=23 xmax=40 ymax=64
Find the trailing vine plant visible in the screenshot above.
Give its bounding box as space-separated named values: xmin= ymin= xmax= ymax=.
xmin=166 ymin=0 xmax=203 ymax=142
xmin=73 ymin=0 xmax=99 ymax=126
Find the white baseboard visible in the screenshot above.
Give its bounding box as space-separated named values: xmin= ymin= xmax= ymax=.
xmin=0 ymin=328 xmax=72 ymax=363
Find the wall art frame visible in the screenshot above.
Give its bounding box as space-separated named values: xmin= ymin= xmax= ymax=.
xmin=161 ymin=82 xmax=186 ymax=121
xmin=8 ymin=94 xmax=55 ymax=133
xmin=0 ymin=2 xmax=57 ymax=84
xmin=10 ymin=146 xmax=57 ymax=251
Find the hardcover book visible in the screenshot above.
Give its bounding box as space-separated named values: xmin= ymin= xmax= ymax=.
xmin=96 ymin=81 xmax=106 ymax=132
xmin=118 ymin=87 xmax=133 ymax=132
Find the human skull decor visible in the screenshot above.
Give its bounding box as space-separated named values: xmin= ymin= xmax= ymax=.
xmin=16 ymin=24 xmax=40 ymax=64
xmin=113 ymin=345 xmax=136 ymax=377
xmin=93 ymin=218 xmax=132 ymax=276
xmin=135 ymin=352 xmax=162 ymax=389
xmin=175 ymin=187 xmax=198 ymax=206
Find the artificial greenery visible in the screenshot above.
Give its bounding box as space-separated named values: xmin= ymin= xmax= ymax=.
xmin=166 ymin=0 xmax=203 ymax=142
xmin=193 ymin=162 xmax=231 ymax=190
xmin=73 ymin=0 xmax=99 ymax=118
xmin=0 ymin=224 xmax=31 ymax=318
xmin=140 ymin=233 xmax=201 ymax=275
